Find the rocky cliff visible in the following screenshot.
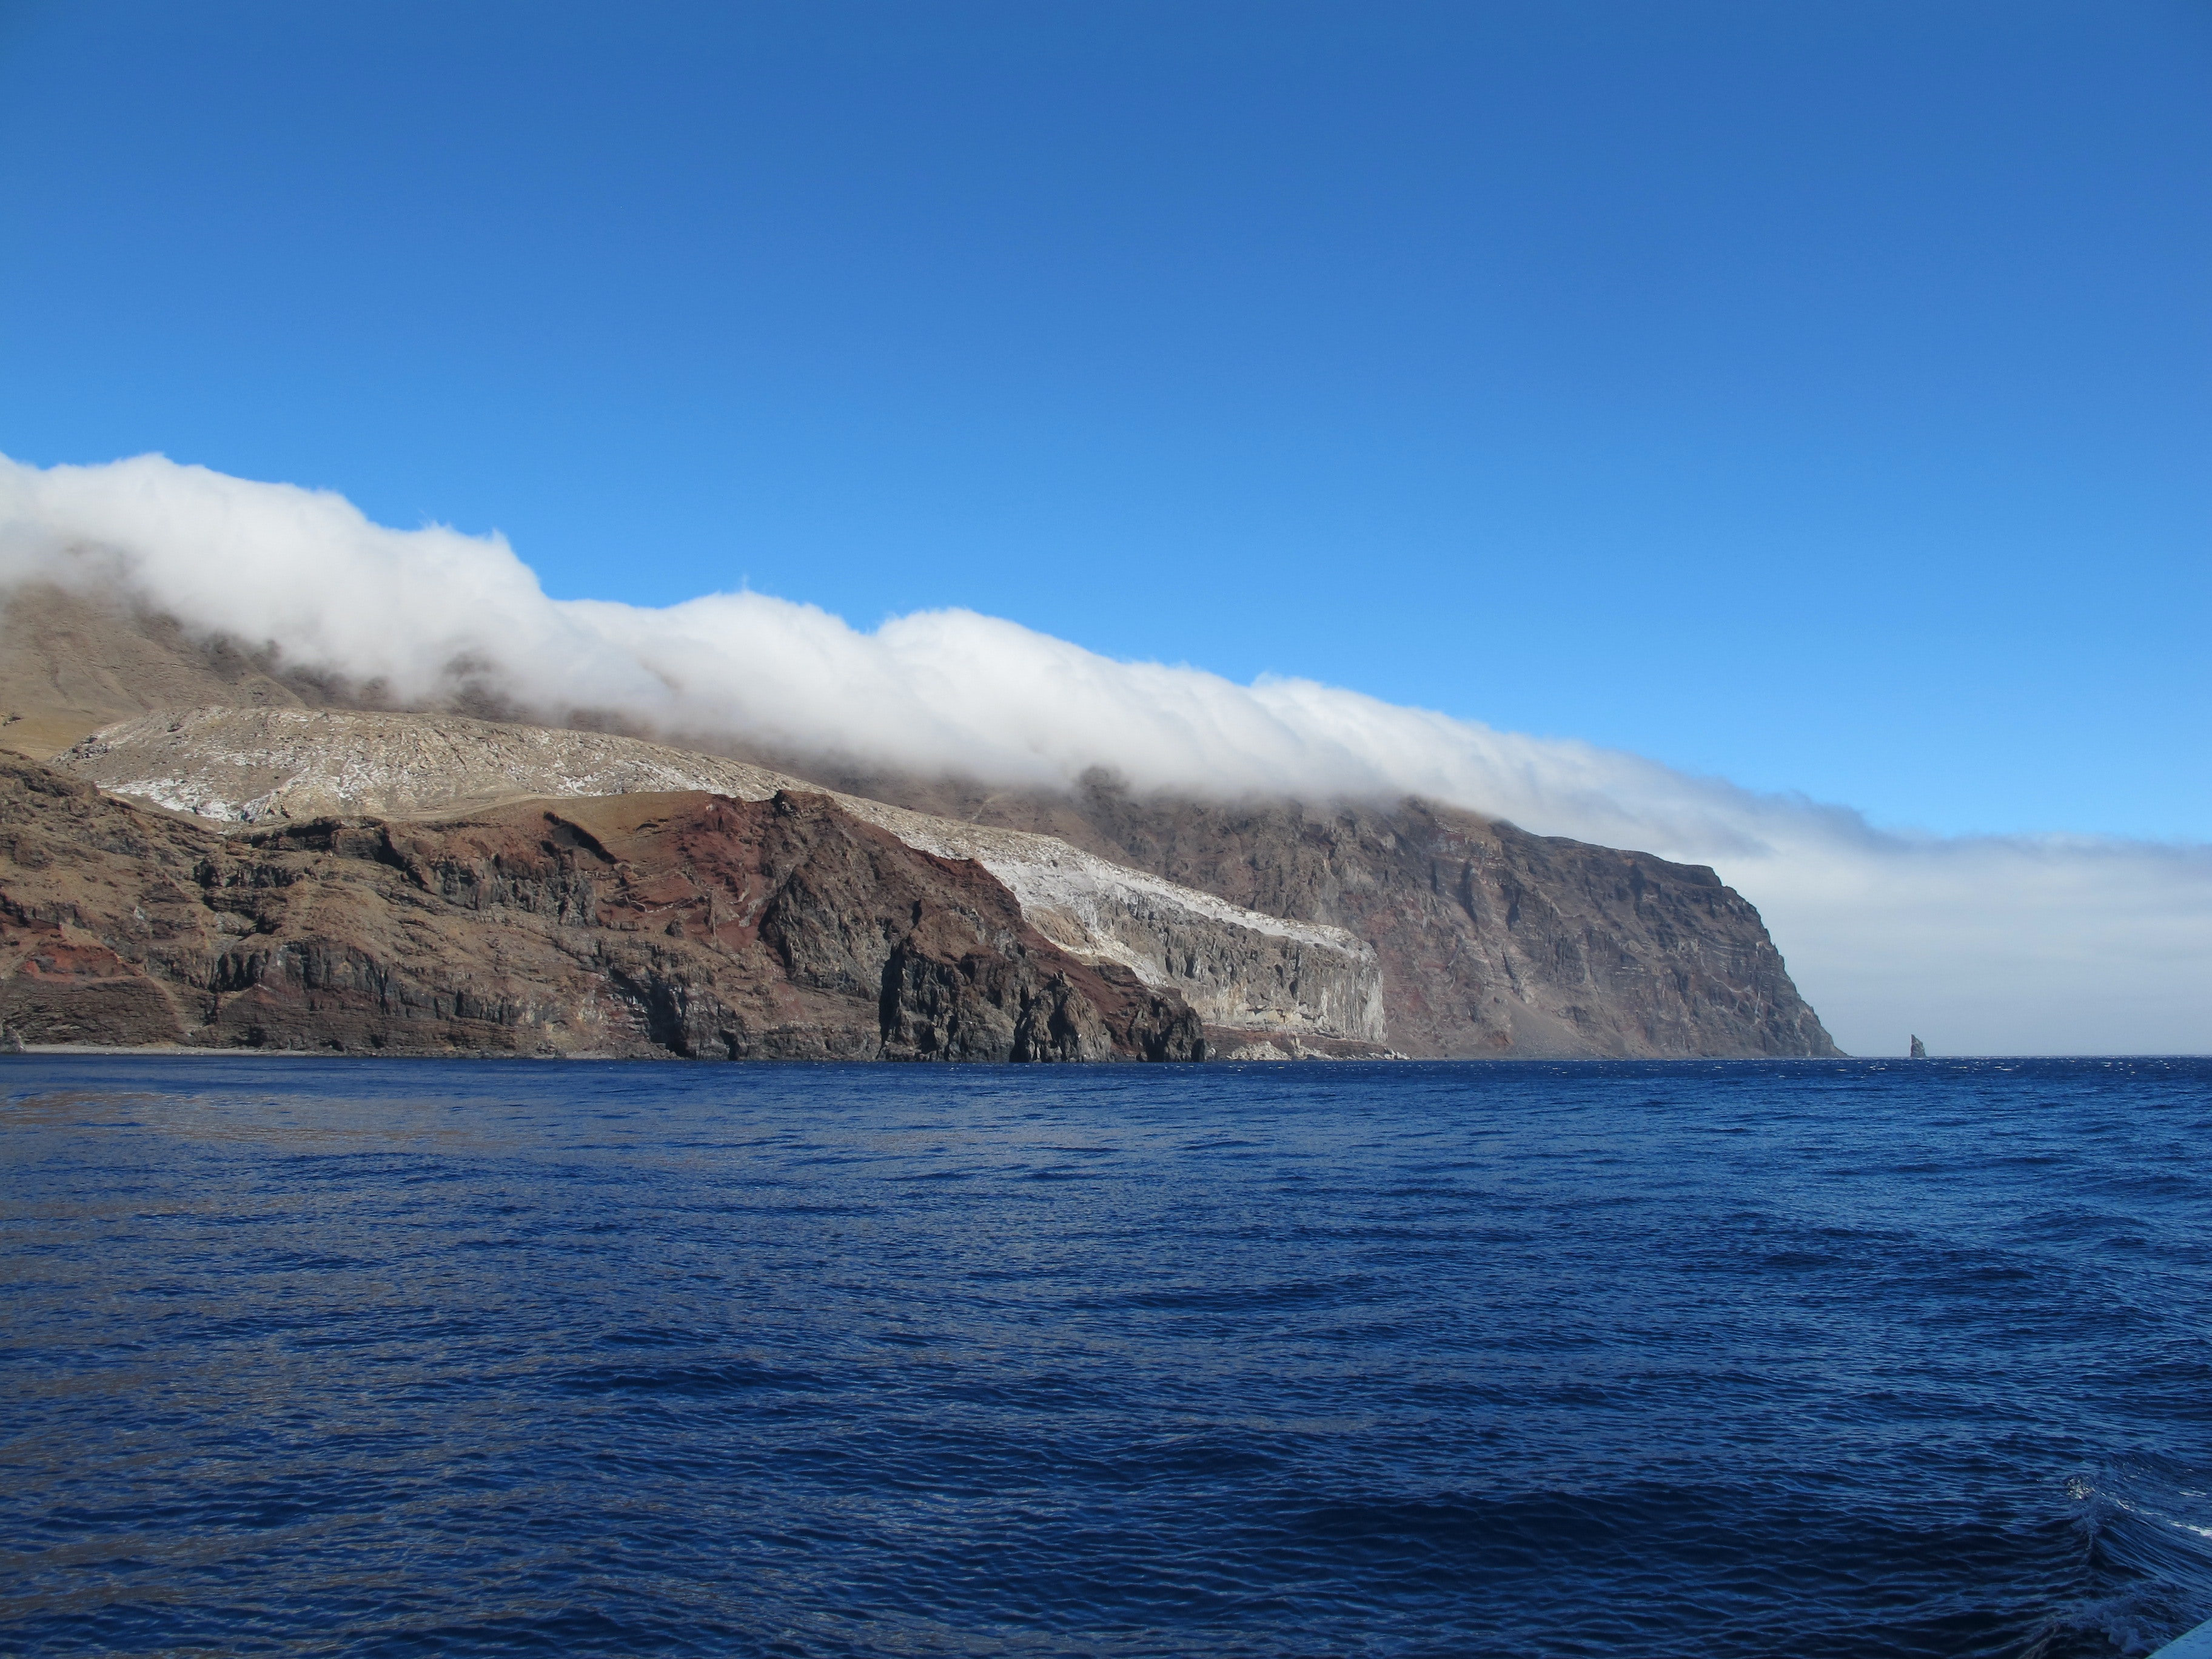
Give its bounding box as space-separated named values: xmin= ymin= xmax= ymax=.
xmin=688 ymin=768 xmax=1843 ymax=1059
xmin=56 ymin=706 xmax=1387 ymax=1048
xmin=2 ymin=586 xmax=1840 ymax=1058
xmin=0 ymin=758 xmax=1205 ymax=1061
xmin=1009 ymin=782 xmax=1837 ymax=1057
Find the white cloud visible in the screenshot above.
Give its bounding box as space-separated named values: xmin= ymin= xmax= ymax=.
xmin=2 ymin=451 xmax=2204 ymax=1056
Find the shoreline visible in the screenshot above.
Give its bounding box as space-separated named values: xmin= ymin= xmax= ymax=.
xmin=1 ymin=1047 xmax=2188 ymax=1064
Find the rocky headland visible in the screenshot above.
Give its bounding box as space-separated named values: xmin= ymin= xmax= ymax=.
xmin=0 ymin=586 xmax=1840 ymax=1059
xmin=55 ymin=706 xmax=1389 ymax=1051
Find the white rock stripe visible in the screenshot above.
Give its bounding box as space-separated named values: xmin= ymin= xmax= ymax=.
xmin=56 ymin=706 xmax=1387 ymax=1042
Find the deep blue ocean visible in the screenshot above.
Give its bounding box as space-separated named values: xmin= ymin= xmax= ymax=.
xmin=5 ymin=1056 xmax=2211 ymax=1658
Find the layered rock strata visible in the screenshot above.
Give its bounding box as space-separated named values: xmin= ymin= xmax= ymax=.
xmin=58 ymin=706 xmax=1386 ymax=1046
xmin=738 ymin=769 xmax=1843 ymax=1059
xmin=0 ymin=759 xmax=1205 ymax=1061
xmin=4 ymin=589 xmax=1840 ymax=1059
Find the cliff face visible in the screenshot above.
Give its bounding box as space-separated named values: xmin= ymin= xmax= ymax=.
xmin=732 ymin=771 xmax=1843 ymax=1059
xmin=57 ymin=706 xmax=1388 ymax=1048
xmin=1074 ymin=790 xmax=1837 ymax=1058
xmin=2 ymin=588 xmax=1840 ymax=1059
xmin=0 ymin=759 xmax=1205 ymax=1061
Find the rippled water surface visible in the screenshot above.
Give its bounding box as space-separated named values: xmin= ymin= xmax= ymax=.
xmin=5 ymin=1056 xmax=2212 ymax=1657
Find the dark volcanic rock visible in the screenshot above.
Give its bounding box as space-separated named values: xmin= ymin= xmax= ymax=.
xmin=1062 ymin=788 xmax=1837 ymax=1058
xmin=0 ymin=590 xmax=1839 ymax=1059
xmin=749 ymin=769 xmax=1841 ymax=1059
xmin=0 ymin=759 xmax=1204 ymax=1061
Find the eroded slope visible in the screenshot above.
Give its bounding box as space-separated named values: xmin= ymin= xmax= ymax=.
xmin=0 ymin=759 xmax=1204 ymax=1061
xmin=58 ymin=706 xmax=1386 ymax=1045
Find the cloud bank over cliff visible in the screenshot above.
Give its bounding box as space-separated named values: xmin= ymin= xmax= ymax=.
xmin=2 ymin=452 xmax=2205 ymax=1056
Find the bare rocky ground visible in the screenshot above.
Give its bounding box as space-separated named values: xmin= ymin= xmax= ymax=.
xmin=56 ymin=706 xmax=1388 ymax=1048
xmin=0 ymin=760 xmax=1207 ymax=1060
xmin=0 ymin=584 xmax=1839 ymax=1058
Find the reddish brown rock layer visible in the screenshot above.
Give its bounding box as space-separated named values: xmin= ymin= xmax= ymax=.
xmin=0 ymin=759 xmax=1204 ymax=1061
xmin=0 ymin=590 xmax=1840 ymax=1058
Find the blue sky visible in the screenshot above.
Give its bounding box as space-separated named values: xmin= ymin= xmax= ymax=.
xmin=1 ymin=0 xmax=2205 ymax=839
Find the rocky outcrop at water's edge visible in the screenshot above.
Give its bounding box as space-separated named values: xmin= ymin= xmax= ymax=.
xmin=0 ymin=759 xmax=1208 ymax=1060
xmin=0 ymin=588 xmax=1842 ymax=1059
xmin=54 ymin=705 xmax=1389 ymax=1049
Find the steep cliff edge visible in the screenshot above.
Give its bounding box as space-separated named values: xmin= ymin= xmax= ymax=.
xmin=3 ymin=588 xmax=1838 ymax=1058
xmin=57 ymin=706 xmax=1386 ymax=1046
xmin=721 ymin=769 xmax=1842 ymax=1059
xmin=1076 ymin=788 xmax=1837 ymax=1058
xmin=0 ymin=758 xmax=1204 ymax=1061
